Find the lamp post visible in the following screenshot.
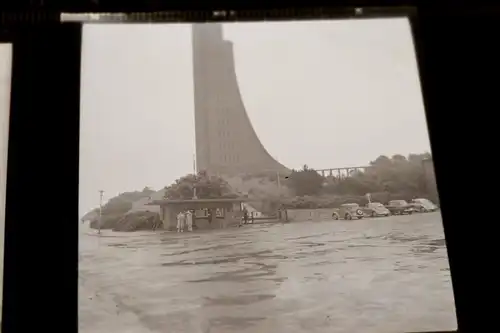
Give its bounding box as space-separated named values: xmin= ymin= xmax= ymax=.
xmin=98 ymin=190 xmax=104 ymax=235
xmin=193 ymin=184 xmax=198 ymax=200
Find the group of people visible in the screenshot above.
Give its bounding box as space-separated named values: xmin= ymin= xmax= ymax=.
xmin=176 ymin=210 xmax=194 ymax=232
xmin=176 ymin=207 xmax=258 ymax=232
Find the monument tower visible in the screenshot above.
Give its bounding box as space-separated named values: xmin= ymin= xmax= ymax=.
xmin=192 ymin=23 xmax=289 ymax=176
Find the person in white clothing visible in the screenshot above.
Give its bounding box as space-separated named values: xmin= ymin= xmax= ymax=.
xmin=185 ymin=210 xmax=193 ymax=232
xmin=176 ymin=211 xmax=185 ymax=232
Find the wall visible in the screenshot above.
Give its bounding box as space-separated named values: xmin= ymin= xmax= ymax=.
xmin=193 ymin=216 xmax=239 ymax=230
xmin=286 ymin=208 xmax=338 ymax=222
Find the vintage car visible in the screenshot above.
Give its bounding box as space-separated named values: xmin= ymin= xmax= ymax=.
xmin=385 ymin=200 xmax=415 ymax=215
xmin=410 ymin=198 xmax=439 ymax=212
xmin=362 ymin=202 xmax=391 ymax=217
xmin=332 ymin=203 xmax=365 ymax=220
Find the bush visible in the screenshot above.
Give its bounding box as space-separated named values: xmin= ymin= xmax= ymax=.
xmin=89 ymin=214 xmax=122 ymax=230
xmin=89 ymin=211 xmax=162 ymax=232
xmin=112 ymin=211 xmax=162 ymax=232
xmin=287 ymin=165 xmax=324 ymax=196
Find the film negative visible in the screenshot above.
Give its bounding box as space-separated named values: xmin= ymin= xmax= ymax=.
xmin=0 ymin=42 xmax=11 ymax=330
xmin=77 ymin=8 xmax=454 ymax=333
xmin=61 ymin=7 xmax=415 ymax=24
xmin=60 ymin=12 xmax=130 ymax=24
xmin=0 ymin=10 xmax=58 ymax=25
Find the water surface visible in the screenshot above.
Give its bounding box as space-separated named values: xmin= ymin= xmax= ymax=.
xmin=79 ymin=212 xmax=456 ymax=333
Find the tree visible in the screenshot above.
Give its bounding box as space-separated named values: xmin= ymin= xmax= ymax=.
xmin=100 ymin=190 xmax=154 ymax=216
xmin=370 ymin=155 xmax=392 ymax=167
xmin=142 ymin=186 xmax=155 ymax=195
xmin=323 ymin=152 xmax=435 ymax=199
xmin=163 ymin=171 xmax=237 ymax=200
xmin=288 ymin=165 xmax=325 ymax=196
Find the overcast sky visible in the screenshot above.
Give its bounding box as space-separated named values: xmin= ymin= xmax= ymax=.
xmin=79 ymin=18 xmax=431 ymax=216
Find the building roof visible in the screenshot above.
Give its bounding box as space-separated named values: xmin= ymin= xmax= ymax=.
xmin=147 ymin=198 xmax=246 ymax=206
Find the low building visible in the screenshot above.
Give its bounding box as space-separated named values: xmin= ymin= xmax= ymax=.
xmin=147 ymin=198 xmax=247 ymax=231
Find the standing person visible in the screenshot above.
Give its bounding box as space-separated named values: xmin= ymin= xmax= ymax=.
xmin=207 ymin=209 xmax=213 ymax=225
xmin=176 ymin=211 xmax=185 ymax=233
xmin=243 ymin=208 xmax=248 ymax=225
xmin=186 ymin=209 xmax=193 ymax=232
xmin=191 ymin=209 xmax=197 ymax=230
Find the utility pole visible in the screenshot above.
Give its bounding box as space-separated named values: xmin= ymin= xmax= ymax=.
xmin=192 ymin=154 xmax=198 ymax=199
xmin=193 ymin=153 xmax=197 ymax=174
xmin=98 ymin=190 xmax=104 ymax=235
xmin=276 ymin=171 xmax=281 ymax=194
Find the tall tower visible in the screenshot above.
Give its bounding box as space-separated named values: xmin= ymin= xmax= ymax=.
xmin=192 ymin=23 xmax=289 ymax=176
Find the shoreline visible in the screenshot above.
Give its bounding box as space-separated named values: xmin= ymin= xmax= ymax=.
xmin=82 ymin=211 xmax=441 ymax=234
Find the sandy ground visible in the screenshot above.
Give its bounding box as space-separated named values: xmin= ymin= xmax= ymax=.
xmin=79 ymin=212 xmax=457 ymax=333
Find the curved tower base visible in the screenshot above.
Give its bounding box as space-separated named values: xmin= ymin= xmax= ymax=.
xmin=192 ymin=23 xmax=289 ymax=177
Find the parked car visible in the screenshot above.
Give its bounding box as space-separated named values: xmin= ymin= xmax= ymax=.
xmin=363 ymin=202 xmax=391 ymax=217
xmin=385 ymin=200 xmax=415 ymax=215
xmin=410 ymin=198 xmax=439 ymax=212
xmin=332 ymin=203 xmax=365 ymax=220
